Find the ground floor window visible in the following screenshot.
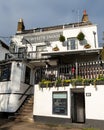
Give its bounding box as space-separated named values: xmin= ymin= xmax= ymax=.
xmin=53 ymin=92 xmax=67 ymax=115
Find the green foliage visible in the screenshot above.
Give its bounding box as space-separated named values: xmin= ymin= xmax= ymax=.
xmin=71 ymin=76 xmax=83 ymax=83
xmin=77 ymin=32 xmax=85 ymax=41
xmin=82 ymin=78 xmax=91 ymax=83
xmin=39 ymin=79 xmax=51 ymax=85
xmin=97 ymin=74 xmax=104 ymax=81
xmin=59 ymin=35 xmax=65 ymax=42
xmin=56 ymin=78 xmax=62 ymax=84
xmin=63 ymin=79 xmax=71 ymax=83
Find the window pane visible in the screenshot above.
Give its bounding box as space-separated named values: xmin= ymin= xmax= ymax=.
xmin=53 ymin=93 xmax=67 ymax=99
xmin=36 ymin=45 xmax=46 ymax=59
xmin=70 ymin=39 xmax=75 ymax=49
xmin=53 ymin=92 xmax=67 ymax=115
xmin=25 ymin=66 xmax=31 ymax=84
xmin=67 ymin=38 xmax=77 ymax=50
xmin=0 ymin=63 xmax=11 ymax=82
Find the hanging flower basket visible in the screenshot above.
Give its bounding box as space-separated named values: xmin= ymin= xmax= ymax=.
xmin=52 ymin=46 xmax=59 ymax=51
xmin=77 ymin=32 xmax=85 ymax=41
xmin=59 ymin=35 xmax=65 ymax=42
xmin=84 ymin=44 xmax=91 ymax=49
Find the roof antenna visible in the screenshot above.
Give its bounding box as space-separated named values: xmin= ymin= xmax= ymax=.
xmin=72 ymin=9 xmax=80 ymax=26
xmin=77 ymin=9 xmax=80 ymax=27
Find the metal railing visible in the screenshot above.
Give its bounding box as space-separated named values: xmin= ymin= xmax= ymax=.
xmin=19 ymin=85 xmax=33 ymax=100
xmin=5 ymin=50 xmax=48 ymax=60
xmin=35 ymin=60 xmax=104 ymax=84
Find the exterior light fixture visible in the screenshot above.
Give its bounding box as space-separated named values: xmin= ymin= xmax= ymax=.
xmin=17 ymin=62 xmax=20 ymax=67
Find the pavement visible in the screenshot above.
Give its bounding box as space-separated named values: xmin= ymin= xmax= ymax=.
xmin=0 ymin=120 xmax=84 ymax=130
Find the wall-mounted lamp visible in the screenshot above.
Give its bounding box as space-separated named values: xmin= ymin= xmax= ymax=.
xmin=17 ymin=62 xmax=20 ymax=67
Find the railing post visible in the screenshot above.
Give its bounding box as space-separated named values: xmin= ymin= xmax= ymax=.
xmin=75 ymin=61 xmax=78 ymax=78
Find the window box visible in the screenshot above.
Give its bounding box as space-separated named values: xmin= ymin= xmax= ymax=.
xmin=56 ymin=83 xmax=62 ymax=87
xmin=55 ymin=78 xmax=62 ymax=87
xmin=63 ymin=79 xmax=70 ymax=86
xmin=91 ymin=80 xmax=104 ymax=85
xmin=82 ymin=79 xmax=91 ymax=86
xmin=91 ymin=75 xmax=104 ymax=85
xmin=63 ymin=82 xmax=70 ymax=86
xmin=71 ymin=77 xmax=83 ymax=86
xmin=48 ymin=82 xmax=55 ymax=87
xmin=40 ymin=84 xmax=47 ymax=88
xmin=39 ymin=79 xmax=54 ymax=88
xmin=95 ymin=80 xmax=104 ymax=85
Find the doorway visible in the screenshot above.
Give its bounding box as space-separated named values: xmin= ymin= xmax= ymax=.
xmin=71 ymin=88 xmax=85 ymax=123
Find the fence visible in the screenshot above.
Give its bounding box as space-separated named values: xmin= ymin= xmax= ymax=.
xmin=35 ymin=60 xmax=104 ymax=84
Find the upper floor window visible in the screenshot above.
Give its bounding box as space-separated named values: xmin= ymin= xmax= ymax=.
xmin=67 ymin=38 xmax=78 ymax=50
xmin=18 ymin=47 xmax=27 ymax=53
xmin=25 ymin=66 xmax=31 ymax=84
xmin=36 ymin=45 xmax=47 ymax=59
xmin=9 ymin=43 xmax=15 ymax=53
xmin=0 ymin=63 xmax=11 ymax=82
xmin=18 ymin=47 xmax=27 ymax=58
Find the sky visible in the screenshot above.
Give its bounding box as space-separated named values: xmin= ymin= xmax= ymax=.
xmin=0 ymin=0 xmax=104 ymax=45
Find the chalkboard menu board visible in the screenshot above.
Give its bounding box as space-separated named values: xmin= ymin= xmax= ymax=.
xmin=53 ymin=92 xmax=67 ymax=115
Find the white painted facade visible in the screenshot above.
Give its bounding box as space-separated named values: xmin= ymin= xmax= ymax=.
xmin=0 ymin=40 xmax=9 ymax=61
xmin=1 ymin=10 xmax=104 ymax=128
xmin=85 ymin=85 xmax=104 ymax=120
xmin=34 ymin=85 xmax=71 ymax=118
xmin=34 ymin=84 xmax=104 ymax=121
xmin=0 ymin=61 xmax=33 ymax=112
xmin=11 ymin=24 xmax=98 ymax=56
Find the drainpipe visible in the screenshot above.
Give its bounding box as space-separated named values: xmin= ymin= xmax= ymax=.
xmin=93 ymin=31 xmax=96 ymax=48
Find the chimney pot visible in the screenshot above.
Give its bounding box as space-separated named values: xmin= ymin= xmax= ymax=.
xmin=83 ymin=10 xmax=86 ymax=15
xmin=82 ymin=10 xmax=89 ymax=22
xmin=17 ymin=18 xmax=25 ymax=33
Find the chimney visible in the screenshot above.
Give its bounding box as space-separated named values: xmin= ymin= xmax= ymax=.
xmin=17 ymin=18 xmax=25 ymax=33
xmin=82 ymin=10 xmax=89 ymax=22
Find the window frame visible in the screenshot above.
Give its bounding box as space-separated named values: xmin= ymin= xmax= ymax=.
xmin=67 ymin=37 xmax=78 ymax=50
xmin=25 ymin=66 xmax=31 ymax=84
xmin=36 ymin=45 xmax=47 ymax=59
xmin=52 ymin=91 xmax=68 ymax=115
xmin=0 ymin=63 xmax=11 ymax=82
xmin=18 ymin=47 xmax=27 ymax=58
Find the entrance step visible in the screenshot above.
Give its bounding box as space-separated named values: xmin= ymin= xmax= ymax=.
xmin=14 ymin=95 xmax=34 ymax=122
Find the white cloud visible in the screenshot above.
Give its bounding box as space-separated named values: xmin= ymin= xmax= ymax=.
xmin=0 ymin=0 xmax=104 ymax=44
